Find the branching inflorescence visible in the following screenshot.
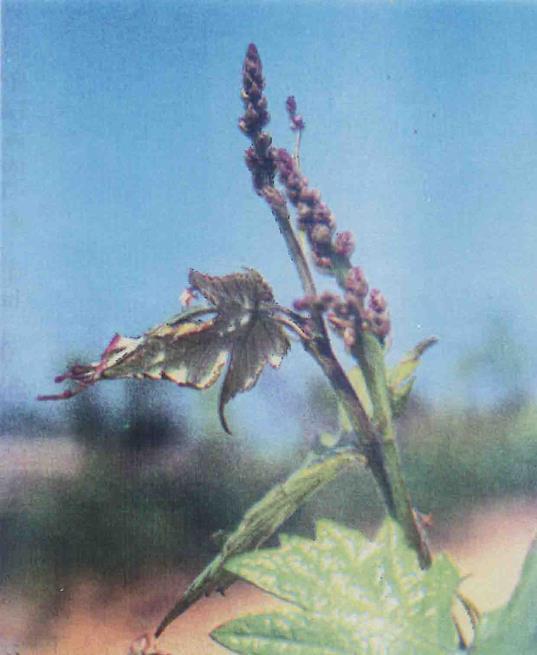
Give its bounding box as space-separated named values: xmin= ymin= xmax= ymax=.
xmin=236 ymin=44 xmax=431 ymax=570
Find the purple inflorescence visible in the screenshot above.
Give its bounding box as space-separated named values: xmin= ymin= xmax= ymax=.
xmin=275 ymin=148 xmax=339 ymax=265
xmin=239 ymin=45 xmax=391 ymax=344
xmin=239 ymin=44 xmax=276 ymax=192
xmin=291 ymin=268 xmax=392 ymax=346
xmin=285 ymin=95 xmax=305 ymax=131
xmin=239 ymin=44 xmax=270 ymax=136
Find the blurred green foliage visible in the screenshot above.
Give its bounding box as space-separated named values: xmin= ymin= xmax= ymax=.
xmin=1 ymin=374 xmax=536 ymax=611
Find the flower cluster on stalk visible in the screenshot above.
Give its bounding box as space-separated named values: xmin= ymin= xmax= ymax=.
xmin=239 ymin=43 xmax=391 ymax=347
xmin=275 ymin=148 xmax=357 ymax=270
xmin=239 ymin=43 xmax=276 ymax=192
xmin=285 ymin=95 xmax=305 ymax=132
xmin=293 ymin=270 xmax=391 ymax=347
xmin=327 ymin=269 xmax=391 ymax=346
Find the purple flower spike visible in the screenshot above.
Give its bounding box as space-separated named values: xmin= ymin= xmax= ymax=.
xmin=275 ymin=147 xmax=341 ymax=270
xmin=240 ymin=45 xmax=276 ymax=192
xmin=286 ymin=95 xmax=305 ymax=131
xmin=240 ymin=43 xmax=270 ymax=136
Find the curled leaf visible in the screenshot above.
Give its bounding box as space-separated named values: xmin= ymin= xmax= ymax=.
xmin=39 ymin=269 xmax=290 ymax=434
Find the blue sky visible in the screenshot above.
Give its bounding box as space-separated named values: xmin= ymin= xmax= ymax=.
xmin=3 ymin=1 xmax=537 ymax=430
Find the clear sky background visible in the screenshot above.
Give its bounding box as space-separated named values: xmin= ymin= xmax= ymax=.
xmin=3 ymin=1 xmax=537 ymax=435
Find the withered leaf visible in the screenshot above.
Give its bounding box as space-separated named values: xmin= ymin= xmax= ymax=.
xmin=39 ymin=269 xmax=290 ymax=433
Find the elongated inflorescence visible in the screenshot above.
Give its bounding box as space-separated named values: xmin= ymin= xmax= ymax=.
xmin=240 ymin=44 xmax=276 ymax=192
xmin=275 ymin=148 xmax=342 ymax=269
xmin=239 ymin=44 xmax=391 ymax=345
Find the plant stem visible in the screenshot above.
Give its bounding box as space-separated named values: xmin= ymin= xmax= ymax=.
xmin=259 ymin=175 xmax=430 ymax=565
xmin=250 ymin=120 xmax=431 ymax=567
xmin=265 ymin=198 xmax=318 ymax=298
xmin=352 ymin=331 xmax=432 ymax=567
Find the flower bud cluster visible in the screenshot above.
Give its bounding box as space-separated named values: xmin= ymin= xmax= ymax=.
xmin=367 ymin=288 xmax=391 ymax=339
xmin=292 ymin=267 xmax=391 ymax=346
xmin=276 ymin=148 xmax=355 ymax=269
xmin=285 ymin=95 xmax=305 ymax=131
xmin=293 ymin=291 xmax=340 ymax=313
xmin=239 ymin=44 xmax=269 ymax=136
xmin=239 ymin=44 xmax=276 ymax=192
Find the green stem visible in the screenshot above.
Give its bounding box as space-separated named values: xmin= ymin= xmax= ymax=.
xmin=261 ymin=189 xmax=399 ymax=519
xmin=251 ymin=131 xmax=430 ymax=567
xmin=352 ymin=331 xmax=431 ymax=567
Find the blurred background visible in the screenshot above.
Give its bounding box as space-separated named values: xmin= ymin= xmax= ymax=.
xmin=2 ymin=1 xmax=537 ymax=653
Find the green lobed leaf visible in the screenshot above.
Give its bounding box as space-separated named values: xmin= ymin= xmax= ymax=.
xmin=155 ymin=447 xmax=362 ymax=637
xmin=212 ymin=518 xmax=460 ymax=655
xmin=471 ymin=535 xmax=537 ymax=655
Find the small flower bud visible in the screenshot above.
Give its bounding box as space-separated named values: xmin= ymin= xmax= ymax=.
xmin=311 ymin=224 xmax=332 ymax=245
xmin=319 ymin=291 xmax=339 ymax=307
xmin=311 ymin=203 xmax=334 ymax=227
xmin=248 ymin=81 xmax=262 ymax=99
xmin=286 ymin=172 xmax=303 ymax=191
xmin=293 ymin=295 xmax=315 ymax=312
xmin=291 ymin=114 xmax=305 ymax=131
xmin=299 ymin=188 xmax=321 ymax=205
xmin=296 ymin=202 xmax=314 ymax=222
xmin=333 ymin=300 xmax=350 ymax=317
xmin=244 ymin=146 xmax=259 ymax=170
xmin=343 ymin=326 xmax=356 ymax=349
xmin=372 ymin=314 xmax=391 ymax=339
xmin=286 ymin=95 xmax=297 ymax=115
xmin=256 ymin=132 xmax=272 ymax=151
xmin=244 ymin=105 xmax=259 ymax=125
xmin=345 ymin=267 xmax=369 ymax=297
xmin=369 ymin=288 xmax=387 ymax=313
xmin=257 ymin=96 xmax=268 ymax=112
xmin=334 ymin=231 xmax=355 ymax=257
xmin=276 ymin=148 xmax=295 ymax=173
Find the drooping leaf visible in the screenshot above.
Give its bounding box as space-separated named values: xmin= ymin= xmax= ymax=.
xmin=38 ymin=269 xmax=290 ymax=433
xmin=471 ymin=535 xmax=537 ymax=655
xmin=155 ymin=447 xmax=362 ymax=638
xmin=388 ymin=337 xmax=438 ymax=417
xmin=212 ymin=519 xmax=461 ymax=655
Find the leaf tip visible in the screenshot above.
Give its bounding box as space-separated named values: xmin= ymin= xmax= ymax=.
xmin=415 ymin=336 xmax=439 ymax=356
